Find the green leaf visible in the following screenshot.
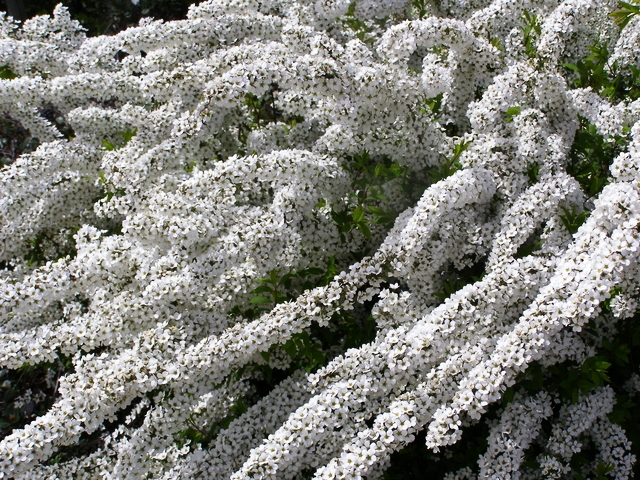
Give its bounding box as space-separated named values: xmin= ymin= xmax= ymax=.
xmin=412 ymin=0 xmax=429 ymax=19
xmin=250 ymin=285 xmax=274 ymax=294
xmin=352 ymin=206 xmax=365 ymax=223
xmin=520 ymin=11 xmax=541 ymax=59
xmin=425 ymin=93 xmax=443 ymax=115
xmin=249 ymin=296 xmax=272 ymax=304
xmin=595 ymin=461 xmax=615 ymax=477
xmin=572 ymin=388 xmax=580 ymax=404
xmin=521 ymin=363 xmax=544 ymax=392
xmin=526 ymin=162 xmax=539 ymax=183
xmin=562 ymin=62 xmax=581 ymax=72
xmin=367 ymin=189 xmax=389 ymax=202
xmin=388 ymin=162 xmax=405 ymax=177
xmin=319 ymin=257 xmax=337 ymax=287
xmin=282 ymin=339 xmax=299 ymax=358
xmin=278 ymin=273 xmax=295 ymax=286
xmin=502 ymin=386 xmax=515 ymax=406
xmin=102 ymin=138 xmax=115 ymax=151
xmin=608 ymin=397 xmax=635 ymax=425
xmin=505 ymin=106 xmax=521 ymax=123
xmin=560 ymin=206 xmax=590 ymax=234
xmin=302 ymin=267 xmax=324 ymax=276
xmin=230 ymin=397 xmax=248 ymax=417
xmin=452 ymin=140 xmax=472 ymax=160
xmin=367 ymin=205 xmax=387 ymax=216
xmin=0 ymin=65 xmax=18 ymax=80
xmin=514 ymin=239 xmax=543 ymax=259
xmin=121 ymin=127 xmax=137 ymax=144
xmin=490 ymin=37 xmax=504 ymax=51
xmin=355 ymin=221 xmax=371 ymax=239
xmin=373 ymin=215 xmax=393 ymax=225
xmin=610 ymin=1 xmax=640 ymax=29
xmin=273 ymin=291 xmax=287 ymax=303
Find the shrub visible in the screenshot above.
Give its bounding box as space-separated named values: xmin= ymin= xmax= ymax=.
xmin=0 ymin=0 xmax=639 ymax=478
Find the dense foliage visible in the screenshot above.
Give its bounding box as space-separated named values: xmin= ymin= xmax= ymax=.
xmin=1 ymin=0 xmax=640 ymax=478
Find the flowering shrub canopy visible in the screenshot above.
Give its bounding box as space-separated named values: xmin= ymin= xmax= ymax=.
xmin=1 ymin=0 xmax=640 ymax=478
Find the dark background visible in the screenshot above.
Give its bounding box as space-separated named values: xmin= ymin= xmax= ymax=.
xmin=4 ymin=0 xmax=199 ymax=35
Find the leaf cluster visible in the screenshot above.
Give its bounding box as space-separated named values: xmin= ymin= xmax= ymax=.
xmin=559 ymin=206 xmax=590 ymax=235
xmin=561 ymin=40 xmax=637 ymax=201
xmin=568 ymin=120 xmax=628 ymax=199
xmin=563 ymin=43 xmax=640 ymax=103
xmin=230 ymin=266 xmax=327 ymax=320
xmin=520 ymin=11 xmax=541 ymax=60
xmin=426 ymin=139 xmax=471 ymax=183
xmin=101 ymin=127 xmax=137 ymax=151
xmin=411 ymin=0 xmax=429 ymax=20
xmin=326 ymin=151 xmax=405 ymax=243
xmin=610 ymin=0 xmax=640 ymax=29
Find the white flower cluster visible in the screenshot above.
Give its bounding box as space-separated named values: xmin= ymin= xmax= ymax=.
xmin=477 ymin=391 xmax=554 ymax=479
xmin=537 ymin=386 xmax=636 ymax=479
xmin=0 ymin=0 xmax=639 ymax=478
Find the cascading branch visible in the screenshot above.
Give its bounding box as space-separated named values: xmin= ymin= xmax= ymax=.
xmin=0 ymin=0 xmax=640 ymax=477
